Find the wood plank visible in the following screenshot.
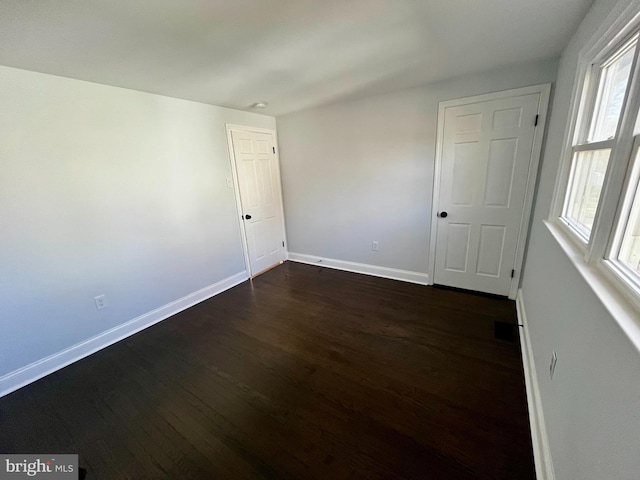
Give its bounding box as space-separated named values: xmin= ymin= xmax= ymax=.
xmin=0 ymin=262 xmax=535 ymax=479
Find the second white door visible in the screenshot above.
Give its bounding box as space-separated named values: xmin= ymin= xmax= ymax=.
xmin=230 ymin=128 xmax=286 ymax=277
xmin=433 ymin=90 xmax=543 ymax=296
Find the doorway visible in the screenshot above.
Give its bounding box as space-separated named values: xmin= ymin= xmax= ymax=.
xmin=430 ymin=85 xmax=550 ymax=298
xmin=227 ymin=125 xmax=287 ymax=277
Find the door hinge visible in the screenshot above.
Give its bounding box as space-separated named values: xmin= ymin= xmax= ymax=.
xmin=511 ymin=269 xmax=515 ymax=278
xmin=282 ymin=241 xmax=285 ymax=247
xmin=534 ymin=114 xmax=539 ymax=126
xmin=273 ymin=147 xmax=276 ymax=154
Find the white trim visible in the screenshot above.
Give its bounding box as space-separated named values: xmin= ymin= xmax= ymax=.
xmin=582 ymin=1 xmax=640 ymax=63
xmin=0 ymin=271 xmax=248 ymax=398
xmin=587 ymin=27 xmax=640 ymax=264
xmin=608 ymin=136 xmax=640 ymax=260
xmin=572 ymin=139 xmax=615 ymax=151
xmin=226 ymin=126 xmax=253 ymax=274
xmin=555 ymin=217 xmax=589 ymax=251
xmin=429 ymin=98 xmax=446 ymax=285
xmin=225 ymin=124 xmax=288 ymax=277
xmin=438 ymin=84 xmax=552 ymax=107
xmin=511 ymin=84 xmax=552 ymax=299
xmin=600 ymin=259 xmax=640 ymax=311
xmin=516 ymin=289 xmax=556 ymax=480
xmin=546 ymin=0 xmax=640 ymax=321
xmin=549 ymin=0 xmax=640 ymax=221
xmin=288 ymin=253 xmax=429 ymax=285
xmin=225 ymin=124 xmax=277 ymax=136
xmin=429 ymin=84 xmax=551 ymax=300
xmin=549 ymin=65 xmax=587 ymax=219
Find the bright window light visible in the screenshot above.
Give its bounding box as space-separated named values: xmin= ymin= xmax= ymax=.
xmin=615 ymin=149 xmax=640 ymax=281
xmin=588 ymin=40 xmax=636 ymax=142
xmin=564 ymin=149 xmax=612 ymax=238
xmin=561 ymin=35 xmax=638 ymax=241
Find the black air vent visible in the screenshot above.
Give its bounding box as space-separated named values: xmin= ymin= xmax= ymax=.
xmin=494 ymin=321 xmax=517 ymax=343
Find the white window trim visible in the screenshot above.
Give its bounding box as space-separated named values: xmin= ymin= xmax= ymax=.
xmin=548 ymin=0 xmax=640 ymax=331
xmin=550 ymin=2 xmax=640 ymax=221
xmin=555 ymin=28 xmax=640 ymax=249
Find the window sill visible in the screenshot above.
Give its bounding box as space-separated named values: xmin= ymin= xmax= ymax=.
xmin=555 ymin=217 xmax=589 ymax=251
xmin=544 ymin=220 xmax=640 ymax=353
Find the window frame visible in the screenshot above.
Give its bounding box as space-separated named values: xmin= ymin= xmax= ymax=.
xmin=602 ymin=135 xmax=640 ymax=310
xmin=550 ymin=4 xmax=640 ymax=309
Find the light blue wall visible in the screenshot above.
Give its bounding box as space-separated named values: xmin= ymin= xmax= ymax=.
xmin=277 ymin=59 xmax=558 ymax=274
xmin=0 ymin=65 xmax=275 ymax=377
xmin=521 ymin=1 xmax=640 ymax=478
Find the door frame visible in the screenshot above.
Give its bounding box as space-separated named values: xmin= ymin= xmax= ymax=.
xmin=428 ymin=84 xmax=551 ymax=299
xmin=225 ymin=124 xmax=288 ymax=277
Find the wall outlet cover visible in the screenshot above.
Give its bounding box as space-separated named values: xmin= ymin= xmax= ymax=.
xmin=94 ymin=294 xmax=108 ymax=310
xmin=550 ymin=350 xmax=558 ymax=379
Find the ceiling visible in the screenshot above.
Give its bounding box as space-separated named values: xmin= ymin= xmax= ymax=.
xmin=0 ymin=0 xmax=593 ymax=116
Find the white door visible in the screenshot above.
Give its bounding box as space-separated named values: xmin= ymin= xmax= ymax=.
xmin=433 ymin=91 xmax=542 ymax=296
xmin=230 ymin=129 xmax=286 ymax=277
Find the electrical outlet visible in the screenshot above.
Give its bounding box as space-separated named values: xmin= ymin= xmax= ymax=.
xmin=550 ymin=350 xmax=558 ymax=379
xmin=372 ymin=241 xmax=379 ymax=251
xmin=226 ymin=178 xmax=234 ymax=188
xmin=94 ymin=294 xmax=108 ymax=310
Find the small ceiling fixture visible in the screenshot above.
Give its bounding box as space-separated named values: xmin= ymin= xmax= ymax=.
xmin=251 ymin=101 xmax=268 ymax=109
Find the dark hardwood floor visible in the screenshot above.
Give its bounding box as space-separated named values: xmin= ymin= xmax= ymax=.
xmin=0 ymin=262 xmax=535 ymax=479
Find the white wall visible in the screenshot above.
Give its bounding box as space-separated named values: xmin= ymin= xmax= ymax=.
xmin=521 ymin=0 xmax=640 ymax=479
xmin=0 ymin=65 xmax=275 ymax=378
xmin=277 ymin=59 xmax=558 ymax=275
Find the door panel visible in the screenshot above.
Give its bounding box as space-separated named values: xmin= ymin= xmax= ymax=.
xmin=484 ymin=138 xmax=518 ymax=207
xmin=452 ymin=142 xmax=480 ymax=206
xmin=476 ymin=225 xmax=506 ymax=277
xmin=444 ymin=223 xmax=471 ymax=272
xmin=492 ymin=107 xmax=523 ymax=129
xmin=434 ymin=93 xmax=540 ymax=295
xmin=231 ymin=130 xmax=285 ymax=276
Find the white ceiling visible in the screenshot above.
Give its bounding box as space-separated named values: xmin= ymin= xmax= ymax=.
xmin=0 ymin=0 xmax=593 ymax=116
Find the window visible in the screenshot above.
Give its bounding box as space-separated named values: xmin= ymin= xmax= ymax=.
xmin=564 ymin=147 xmax=612 ymax=238
xmin=609 ymin=136 xmax=640 ymax=291
xmin=561 ymin=35 xmax=637 ymax=241
xmin=553 ymin=9 xmax=640 ymax=304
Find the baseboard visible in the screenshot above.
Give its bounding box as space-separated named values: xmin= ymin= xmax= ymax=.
xmin=516 ymin=289 xmax=556 ymax=480
xmin=0 ymin=271 xmax=249 ymax=398
xmin=287 ymin=252 xmax=429 ymax=285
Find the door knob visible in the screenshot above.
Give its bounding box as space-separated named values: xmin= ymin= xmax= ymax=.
xmin=244 ymin=214 xmax=252 ymax=220
xmin=438 ymin=211 xmax=448 ymax=218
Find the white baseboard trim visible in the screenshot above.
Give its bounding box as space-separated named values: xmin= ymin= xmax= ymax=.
xmin=517 ymin=289 xmax=556 ymax=480
xmin=287 ymin=252 xmax=429 ymax=285
xmin=0 ymin=270 xmax=249 ymax=399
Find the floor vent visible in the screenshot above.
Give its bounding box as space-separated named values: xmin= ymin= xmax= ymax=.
xmin=494 ymin=321 xmax=517 ymax=343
